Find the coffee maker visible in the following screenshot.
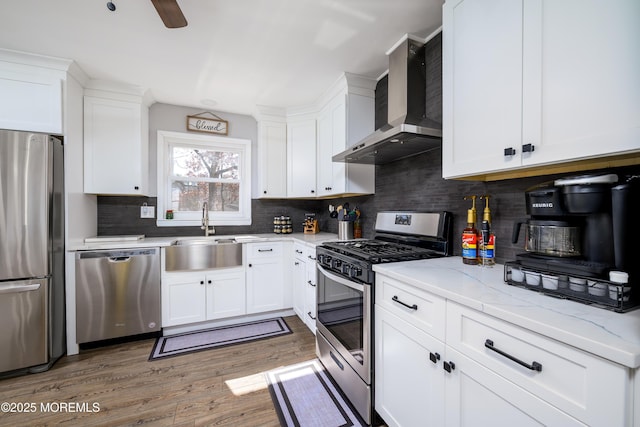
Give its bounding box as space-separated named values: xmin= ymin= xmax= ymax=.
xmin=507 ymin=173 xmax=639 ymax=311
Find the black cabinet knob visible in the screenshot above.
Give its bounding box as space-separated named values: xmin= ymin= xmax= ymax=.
xmin=263 ymin=190 xmax=267 ymax=194
xmin=134 ymin=186 xmax=139 ymax=190
xmin=429 ymin=352 xmax=441 ymax=364
xmin=504 ymin=147 xmax=516 ymax=156
xmin=522 ymin=143 xmax=535 ymax=153
xmin=443 ymin=361 xmax=456 ymax=373
xmin=311 ymin=190 xmax=315 ymax=194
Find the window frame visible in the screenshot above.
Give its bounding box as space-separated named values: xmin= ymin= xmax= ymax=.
xmin=156 ymin=130 xmax=252 ymax=227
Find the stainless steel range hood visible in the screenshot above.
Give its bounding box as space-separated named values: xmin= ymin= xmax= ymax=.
xmin=333 ymin=33 xmax=442 ymax=165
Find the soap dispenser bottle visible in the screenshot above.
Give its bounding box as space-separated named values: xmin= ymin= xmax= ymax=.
xmin=479 ymin=195 xmax=496 ymax=266
xmin=462 ymin=195 xmax=479 ymax=265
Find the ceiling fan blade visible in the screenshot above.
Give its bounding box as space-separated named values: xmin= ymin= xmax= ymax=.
xmin=150 ymin=0 xmax=187 ymax=28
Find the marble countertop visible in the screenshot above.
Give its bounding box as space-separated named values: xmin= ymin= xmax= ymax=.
xmin=373 ymin=257 xmax=640 ymax=369
xmin=67 ymin=232 xmax=339 ymax=251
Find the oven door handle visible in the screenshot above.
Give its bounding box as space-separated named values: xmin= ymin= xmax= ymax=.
xmin=317 ymin=265 xmax=365 ymax=292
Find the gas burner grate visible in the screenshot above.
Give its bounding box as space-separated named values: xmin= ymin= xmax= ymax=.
xmin=322 ymin=240 xmax=443 ymax=263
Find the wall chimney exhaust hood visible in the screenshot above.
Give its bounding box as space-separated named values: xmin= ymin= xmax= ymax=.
xmin=333 ymin=33 xmax=442 ymax=165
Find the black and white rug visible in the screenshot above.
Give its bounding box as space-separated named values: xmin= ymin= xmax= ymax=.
xmin=266 ymin=359 xmax=365 ymax=427
xmin=149 ymin=317 xmax=291 ymax=361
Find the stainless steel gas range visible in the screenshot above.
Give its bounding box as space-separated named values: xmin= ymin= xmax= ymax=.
xmin=315 ymin=211 xmax=452 ymax=424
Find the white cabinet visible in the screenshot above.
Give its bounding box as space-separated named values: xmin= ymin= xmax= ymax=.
xmin=292 ymin=243 xmax=317 ymax=333
xmin=255 ymin=113 xmax=287 ymax=198
xmin=375 ymin=306 xmax=446 ymax=427
xmin=316 ymin=77 xmax=375 ymax=197
xmin=442 ymin=0 xmax=640 ymax=179
xmin=246 ymin=242 xmax=290 ymax=314
xmin=0 ymin=65 xmax=63 ymax=134
xmin=375 ymin=272 xmax=632 ymax=427
xmin=83 ymin=90 xmax=149 ymax=195
xmin=443 ymin=347 xmax=584 ymax=426
xmin=286 ymin=116 xmax=317 ymax=198
xmin=162 ymin=267 xmax=246 ymax=327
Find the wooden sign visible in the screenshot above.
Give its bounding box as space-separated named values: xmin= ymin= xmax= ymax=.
xmin=186 ymin=112 xmax=228 ymax=135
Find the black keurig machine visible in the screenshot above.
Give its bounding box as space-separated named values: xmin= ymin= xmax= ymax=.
xmin=509 ymin=173 xmax=639 ymax=310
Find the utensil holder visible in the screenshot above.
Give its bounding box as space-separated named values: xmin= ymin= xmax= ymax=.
xmin=338 ymin=221 xmax=353 ymax=240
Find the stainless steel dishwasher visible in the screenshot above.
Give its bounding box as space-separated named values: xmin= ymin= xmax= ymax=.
xmin=75 ymin=247 xmax=161 ymax=344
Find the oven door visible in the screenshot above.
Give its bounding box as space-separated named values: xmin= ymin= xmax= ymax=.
xmin=316 ymin=264 xmax=371 ymax=384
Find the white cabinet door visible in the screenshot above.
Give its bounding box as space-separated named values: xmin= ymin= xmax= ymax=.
xmin=521 ymin=0 xmax=640 ymax=167
xmin=256 ymin=120 xmax=287 ymax=198
xmin=375 ymin=306 xmax=446 ymax=427
xmin=444 ymin=348 xmax=584 ymax=426
xmin=0 ymin=67 xmax=63 ymax=134
xmin=246 ymin=242 xmax=286 ymax=314
xmin=162 ymin=272 xmax=207 ymax=327
xmin=443 ymin=0 xmax=524 ymax=178
xmin=292 ymin=250 xmax=306 ymax=320
xmin=303 ymin=251 xmax=317 ymax=333
xmin=205 ymin=268 xmax=246 ymax=320
xmin=286 ymin=117 xmax=317 ymax=197
xmin=83 ymin=95 xmax=149 ymax=195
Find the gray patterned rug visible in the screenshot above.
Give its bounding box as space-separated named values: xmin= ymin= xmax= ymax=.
xmin=266 ymin=359 xmax=365 ymax=427
xmin=149 ymin=317 xmax=291 ymax=360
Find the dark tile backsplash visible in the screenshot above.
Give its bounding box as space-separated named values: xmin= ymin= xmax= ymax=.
xmin=98 ymin=148 xmax=640 ymax=264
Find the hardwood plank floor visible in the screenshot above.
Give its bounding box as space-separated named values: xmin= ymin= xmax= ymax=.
xmin=0 ymin=316 xmax=317 ymax=426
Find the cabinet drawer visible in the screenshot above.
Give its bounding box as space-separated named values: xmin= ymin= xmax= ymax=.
xmin=247 ymin=242 xmax=283 ymax=258
xmin=375 ymin=274 xmax=446 ymax=341
xmin=446 ymin=302 xmax=629 ymax=426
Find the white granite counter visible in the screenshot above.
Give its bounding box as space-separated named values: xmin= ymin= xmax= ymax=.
xmin=68 ymin=232 xmax=339 ymax=251
xmin=373 ymin=257 xmax=640 ymax=369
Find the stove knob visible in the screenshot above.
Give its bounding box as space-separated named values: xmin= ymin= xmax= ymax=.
xmin=324 ymin=255 xmax=332 ymax=266
xmin=342 ymin=263 xmax=351 ymax=274
xmin=333 ymin=259 xmax=342 ymax=269
xmin=350 ymin=267 xmax=362 ymax=278
xmin=317 ymin=254 xmax=324 ymax=264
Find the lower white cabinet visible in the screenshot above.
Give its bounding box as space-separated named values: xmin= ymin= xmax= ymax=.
xmin=374 ymin=273 xmax=633 ymax=427
xmin=162 ymin=267 xmax=245 ymax=327
xmin=246 ymin=242 xmax=289 ymax=314
xmin=443 ymin=347 xmax=583 ymax=426
xmin=375 ymin=306 xmax=445 ymax=427
xmin=292 ymin=243 xmax=317 ymax=333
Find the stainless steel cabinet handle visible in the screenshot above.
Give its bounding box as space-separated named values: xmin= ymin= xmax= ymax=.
xmin=392 ymin=295 xmax=418 ymax=310
xmin=485 ymin=339 xmax=542 ymax=372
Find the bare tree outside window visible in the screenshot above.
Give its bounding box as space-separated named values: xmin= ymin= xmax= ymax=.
xmin=170 ymin=146 xmax=240 ymax=212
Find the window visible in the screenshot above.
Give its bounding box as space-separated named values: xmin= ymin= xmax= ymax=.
xmin=157 ymin=131 xmax=251 ymax=226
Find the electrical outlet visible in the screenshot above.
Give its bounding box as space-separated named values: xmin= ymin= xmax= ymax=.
xmin=140 ymin=205 xmax=155 ymax=218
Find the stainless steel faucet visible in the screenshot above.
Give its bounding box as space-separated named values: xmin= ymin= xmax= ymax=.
xmin=201 ymin=201 xmax=215 ymax=236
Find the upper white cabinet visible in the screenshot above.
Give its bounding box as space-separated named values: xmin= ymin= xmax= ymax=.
xmin=316 ymin=73 xmax=376 ymax=197
xmin=287 ymin=115 xmax=317 ymax=198
xmin=0 ymin=50 xmax=67 ymax=134
xmin=442 ymin=0 xmax=640 ymax=179
xmin=254 ymin=107 xmax=287 ymax=198
xmin=83 ymin=84 xmax=150 ymax=195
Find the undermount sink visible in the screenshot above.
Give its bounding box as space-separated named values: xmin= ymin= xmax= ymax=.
xmin=165 ymin=238 xmax=242 ymax=271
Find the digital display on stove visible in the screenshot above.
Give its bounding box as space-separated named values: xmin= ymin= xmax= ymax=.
xmin=394 ymin=214 xmax=411 ymax=225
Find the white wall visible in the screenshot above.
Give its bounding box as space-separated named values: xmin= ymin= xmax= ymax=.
xmin=148 ymin=103 xmax=258 ymax=196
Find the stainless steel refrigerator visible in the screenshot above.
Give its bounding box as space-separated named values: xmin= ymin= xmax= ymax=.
xmin=0 ymin=130 xmax=65 ymax=376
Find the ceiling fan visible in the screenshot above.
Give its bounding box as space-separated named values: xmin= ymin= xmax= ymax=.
xmin=150 ymin=0 xmax=187 ymax=28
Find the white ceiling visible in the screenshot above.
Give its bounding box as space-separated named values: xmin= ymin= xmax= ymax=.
xmin=0 ymin=0 xmax=443 ymax=116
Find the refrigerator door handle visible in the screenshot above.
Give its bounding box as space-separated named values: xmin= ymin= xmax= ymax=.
xmin=0 ymin=283 xmax=41 ymax=294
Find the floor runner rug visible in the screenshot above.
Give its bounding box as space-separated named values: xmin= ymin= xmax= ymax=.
xmin=266 ymin=359 xmax=365 ymax=427
xmin=149 ymin=317 xmax=291 ymax=360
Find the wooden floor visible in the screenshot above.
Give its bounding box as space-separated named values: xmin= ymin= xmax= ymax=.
xmin=0 ymin=315 xmax=317 ymax=426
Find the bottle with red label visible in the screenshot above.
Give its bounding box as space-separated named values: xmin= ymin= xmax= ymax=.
xmin=462 ymin=195 xmax=479 ymax=265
